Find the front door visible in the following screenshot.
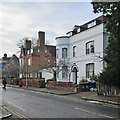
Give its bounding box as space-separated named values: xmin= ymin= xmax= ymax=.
xmin=73 ymin=67 xmax=77 ymax=84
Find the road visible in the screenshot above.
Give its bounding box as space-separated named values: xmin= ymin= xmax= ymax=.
xmin=2 ymin=87 xmax=119 ymax=119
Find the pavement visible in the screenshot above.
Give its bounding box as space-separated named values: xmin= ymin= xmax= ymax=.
xmin=0 ymin=105 xmax=12 ymax=119
xmin=2 ymin=84 xmax=120 ymax=119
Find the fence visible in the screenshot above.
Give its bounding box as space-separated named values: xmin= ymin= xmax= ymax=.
xmin=97 ymin=82 xmax=120 ymax=97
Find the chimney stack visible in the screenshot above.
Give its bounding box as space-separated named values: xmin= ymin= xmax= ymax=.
xmin=38 ymin=31 xmax=45 ymax=46
xmin=2 ymin=53 xmax=7 ymax=60
xmin=25 ymin=40 xmax=31 ymax=50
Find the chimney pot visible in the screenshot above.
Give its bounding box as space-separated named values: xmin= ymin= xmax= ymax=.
xmin=25 ymin=40 xmax=31 ymax=50
xmin=38 ymin=31 xmax=45 ymax=46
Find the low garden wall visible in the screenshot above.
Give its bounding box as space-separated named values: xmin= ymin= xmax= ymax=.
xmin=47 ymin=81 xmax=78 ymax=93
xmin=48 ymin=81 xmax=73 ymax=88
xmin=7 ymin=78 xmax=45 ymax=88
xmin=22 ymin=78 xmax=45 ymax=88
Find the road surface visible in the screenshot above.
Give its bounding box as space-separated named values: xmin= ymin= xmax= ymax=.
xmin=2 ymin=87 xmax=119 ymax=119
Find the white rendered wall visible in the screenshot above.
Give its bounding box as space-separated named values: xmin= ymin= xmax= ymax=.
xmin=42 ymin=70 xmax=53 ymax=82
xmin=56 ymin=23 xmax=109 ymax=84
xmin=56 ymin=37 xmax=70 ymax=81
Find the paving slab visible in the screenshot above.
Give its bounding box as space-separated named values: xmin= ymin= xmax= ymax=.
xmin=0 ymin=105 xmax=12 ymax=119
xmin=67 ymin=92 xmax=120 ymax=105
xmin=27 ymin=87 xmax=75 ymax=95
xmin=8 ymin=85 xmax=75 ymax=95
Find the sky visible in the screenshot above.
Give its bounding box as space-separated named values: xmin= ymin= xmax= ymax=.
xmin=0 ymin=2 xmax=101 ymax=58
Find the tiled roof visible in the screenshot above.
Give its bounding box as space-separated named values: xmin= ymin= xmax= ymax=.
xmin=23 ymin=45 xmax=56 ymax=57
xmin=45 ymin=45 xmax=56 ymax=57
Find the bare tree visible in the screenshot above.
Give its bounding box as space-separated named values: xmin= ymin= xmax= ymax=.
xmin=17 ymin=37 xmax=37 ymax=48
xmin=41 ymin=59 xmax=71 ymax=81
xmin=55 ymin=58 xmax=73 ymax=82
xmin=2 ymin=64 xmax=19 ymax=79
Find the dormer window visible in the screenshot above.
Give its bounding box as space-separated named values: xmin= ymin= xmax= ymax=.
xmin=77 ymin=28 xmax=80 ymax=33
xmin=88 ymin=21 xmax=96 ymax=28
xmin=66 ymin=31 xmax=73 ymax=36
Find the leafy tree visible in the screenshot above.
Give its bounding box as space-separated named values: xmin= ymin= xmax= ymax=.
xmin=91 ymin=1 xmax=120 ymax=86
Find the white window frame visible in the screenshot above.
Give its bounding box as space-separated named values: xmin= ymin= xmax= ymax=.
xmin=31 ymin=49 xmax=33 ymax=54
xmin=77 ymin=28 xmax=80 ymax=33
xmin=88 ymin=21 xmax=96 ymax=28
xmin=48 ymin=59 xmax=50 ymax=65
xmin=27 ymin=50 xmax=30 ymax=55
xmin=38 ymin=49 xmax=40 ymax=53
xmin=45 ymin=50 xmax=47 ymax=53
xmin=62 ymin=66 xmax=68 ymax=79
xmin=86 ymin=63 xmax=94 ymax=78
xmin=62 ymin=48 xmax=67 ymax=59
xmin=28 ymin=58 xmax=31 ymax=65
xmin=73 ymin=46 xmax=76 ymax=57
xmin=20 ymin=58 xmax=24 ymax=66
xmin=86 ymin=41 xmax=94 ymax=55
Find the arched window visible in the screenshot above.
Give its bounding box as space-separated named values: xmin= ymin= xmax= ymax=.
xmin=86 ymin=41 xmax=94 ymax=55
xmin=62 ymin=48 xmax=67 ymax=59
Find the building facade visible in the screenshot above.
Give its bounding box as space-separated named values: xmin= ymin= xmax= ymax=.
xmin=0 ymin=54 xmax=11 ymax=69
xmin=0 ymin=54 xmax=19 ymax=78
xmin=56 ymin=16 xmax=109 ymax=84
xmin=19 ymin=31 xmax=56 ymax=80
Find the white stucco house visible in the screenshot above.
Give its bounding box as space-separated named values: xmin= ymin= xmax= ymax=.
xmin=56 ymin=15 xmax=109 ymax=84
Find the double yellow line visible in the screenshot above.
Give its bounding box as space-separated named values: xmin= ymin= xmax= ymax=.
xmin=3 ymin=105 xmax=30 ymax=120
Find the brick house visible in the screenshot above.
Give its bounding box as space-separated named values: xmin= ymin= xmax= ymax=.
xmin=19 ymin=31 xmax=56 ymax=79
xmin=1 ymin=54 xmax=19 ymax=78
xmin=0 ymin=54 xmax=11 ymax=69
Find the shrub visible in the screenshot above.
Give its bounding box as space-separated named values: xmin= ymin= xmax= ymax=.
xmin=14 ymin=78 xmax=19 ymax=85
xmin=90 ymin=75 xmax=99 ymax=82
xmin=79 ymin=78 xmax=88 ymax=83
xmin=73 ymin=84 xmax=79 ymax=88
xmin=46 ymin=77 xmax=56 ymax=84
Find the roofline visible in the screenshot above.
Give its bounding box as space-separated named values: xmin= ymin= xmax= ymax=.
xmin=55 ymin=36 xmax=69 ymax=39
xmin=81 ymin=15 xmax=104 ymax=27
xmin=45 ymin=45 xmax=56 ymax=47
xmin=65 ymin=15 xmax=105 ymax=37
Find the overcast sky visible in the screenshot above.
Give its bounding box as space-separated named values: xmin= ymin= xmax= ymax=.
xmin=0 ymin=2 xmax=101 ymax=58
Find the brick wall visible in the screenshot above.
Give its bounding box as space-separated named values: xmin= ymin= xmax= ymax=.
xmin=48 ymin=81 xmax=73 ymax=88
xmin=22 ymin=78 xmax=45 ymax=88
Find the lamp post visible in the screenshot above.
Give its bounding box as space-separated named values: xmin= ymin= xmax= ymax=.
xmin=25 ymin=49 xmax=28 ymax=88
